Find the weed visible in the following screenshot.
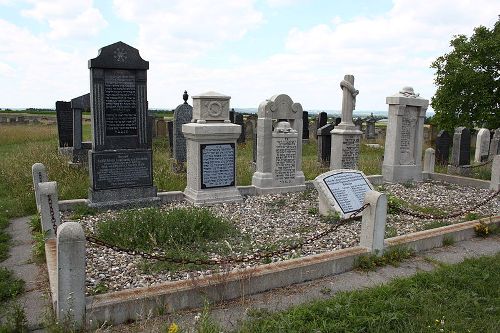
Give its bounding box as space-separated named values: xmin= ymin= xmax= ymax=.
xmin=69 ymin=204 xmax=97 ymax=220
xmin=0 ymin=214 xmax=10 ymax=262
xmin=0 ymin=303 xmax=28 ymax=333
xmin=0 ymin=268 xmax=25 ymax=302
xmin=402 ymin=181 xmax=416 ymax=189
xmin=91 ymin=282 xmax=108 ymax=295
xmin=307 ymin=207 xmax=318 ymax=215
xmin=385 ymin=226 xmax=397 ymax=238
xmin=355 ymin=246 xmax=414 ymax=271
xmin=193 ymin=300 xmax=223 ymax=333
xmin=32 ymin=231 xmax=47 ymax=263
xmin=473 ymin=221 xmax=497 ymax=238
xmin=423 ymin=220 xmax=449 ymax=230
xmin=320 ymin=211 xmax=341 ymax=224
xmin=28 ymin=214 xmax=42 ymax=233
xmin=319 ymin=286 xmax=332 ymax=295
xmin=387 ymin=194 xmax=406 ymax=214
xmin=442 ymin=235 xmax=455 ymax=246
xmin=465 ymin=212 xmax=480 ymax=221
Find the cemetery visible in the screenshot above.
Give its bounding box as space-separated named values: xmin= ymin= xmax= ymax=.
xmin=1 ymin=40 xmax=499 ymax=331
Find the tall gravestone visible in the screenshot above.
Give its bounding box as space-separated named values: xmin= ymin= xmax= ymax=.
xmin=183 ymin=91 xmax=242 ymax=205
xmin=235 ymin=113 xmax=245 ymax=143
xmin=55 ymin=101 xmax=73 ymax=148
xmin=474 ymin=128 xmax=490 ymax=162
xmin=382 ymin=87 xmax=428 ymax=183
xmin=365 ymin=113 xmax=376 ymax=139
xmin=316 ymin=112 xmax=327 ymax=129
xmin=435 ymin=130 xmax=452 ymax=164
xmin=167 ymin=121 xmax=174 ymax=153
xmin=156 ymin=119 xmax=166 ymax=137
xmin=87 ymin=41 xmax=158 ymax=207
xmin=317 ymin=123 xmax=333 ymax=165
xmin=173 ymin=91 xmax=193 ymax=166
xmin=229 ymin=109 xmax=235 ymax=123
xmin=302 ymin=111 xmax=309 ymax=141
xmin=330 ymin=75 xmax=363 ymax=170
xmin=489 ymin=128 xmax=500 ymax=160
xmin=252 ymin=94 xmax=306 ymax=194
xmin=70 ymin=93 xmax=90 ymax=164
xmin=450 ymin=127 xmax=471 ymax=166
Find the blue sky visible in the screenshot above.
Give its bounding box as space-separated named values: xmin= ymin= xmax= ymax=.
xmin=0 ymin=0 xmax=498 ymax=111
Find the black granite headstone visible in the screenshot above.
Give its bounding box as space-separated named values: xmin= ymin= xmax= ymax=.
xmin=229 ymin=109 xmax=235 ymax=123
xmin=451 ymin=127 xmax=470 ymax=166
xmin=317 ymin=123 xmax=333 ymax=165
xmin=56 ymin=101 xmax=73 ymax=147
xmin=334 ymin=117 xmax=341 ymax=126
xmin=235 ymin=113 xmax=245 ymax=144
xmin=302 ymin=111 xmax=309 ymax=140
xmin=316 ymin=112 xmax=327 ymax=129
xmin=435 ymin=130 xmax=452 ymax=164
xmin=70 ymin=93 xmax=90 ymax=163
xmin=87 ymin=41 xmax=157 ymax=206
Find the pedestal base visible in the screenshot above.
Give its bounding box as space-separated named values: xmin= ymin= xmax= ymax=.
xmin=88 ymin=186 xmax=159 ymax=209
xmin=252 ymin=171 xmax=306 ymax=195
xmin=330 ymin=128 xmax=362 ymax=170
xmin=184 ymin=187 xmax=242 ymax=206
xmin=382 ymin=164 xmax=423 ymax=183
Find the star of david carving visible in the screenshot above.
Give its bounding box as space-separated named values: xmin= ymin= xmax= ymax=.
xmin=114 ymin=47 xmax=127 ymax=62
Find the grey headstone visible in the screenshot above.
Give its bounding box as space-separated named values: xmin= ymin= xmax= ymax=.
xmin=56 ymin=101 xmax=73 ymax=147
xmin=489 ymin=128 xmax=500 ymax=159
xmin=316 ymin=112 xmax=327 ymax=129
xmin=450 ymin=127 xmax=470 ymax=166
xmin=435 ymin=130 xmax=452 ymax=164
xmin=317 ymin=123 xmax=333 ymax=165
xmin=173 ymin=101 xmax=193 ymax=162
xmin=365 ymin=114 xmax=376 ymax=139
xmin=235 ymin=113 xmax=245 ymax=143
xmin=354 ymin=117 xmax=363 ymax=131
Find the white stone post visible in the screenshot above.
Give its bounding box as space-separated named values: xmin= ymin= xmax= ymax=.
xmin=474 ymin=128 xmax=490 ymax=162
xmin=32 ymin=163 xmax=48 ymax=212
xmin=38 ymin=181 xmax=61 ymax=239
xmin=423 ymin=148 xmax=435 ymax=173
xmin=360 ymin=190 xmax=387 ymax=254
xmin=57 ymin=222 xmax=86 ymax=329
xmin=490 ymin=155 xmax=500 ymax=191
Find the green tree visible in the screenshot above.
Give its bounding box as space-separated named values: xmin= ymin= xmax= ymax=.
xmin=431 ymin=17 xmax=500 ymax=132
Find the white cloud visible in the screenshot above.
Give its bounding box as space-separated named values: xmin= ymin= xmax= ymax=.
xmin=21 ymin=0 xmax=107 ymax=39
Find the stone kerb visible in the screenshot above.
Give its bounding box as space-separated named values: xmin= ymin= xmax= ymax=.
xmin=313 ymin=169 xmax=374 ymax=219
xmin=382 ymin=86 xmax=429 ymax=183
xmin=474 ymin=128 xmax=490 ymax=162
xmin=252 ymin=94 xmax=306 ymax=194
xmin=491 ymin=155 xmax=500 ymax=191
xmin=32 ymin=163 xmax=48 ymax=211
xmin=38 ymin=181 xmax=61 ymax=239
xmin=57 ymin=222 xmax=86 ymax=329
xmin=359 ymin=190 xmax=387 ymax=254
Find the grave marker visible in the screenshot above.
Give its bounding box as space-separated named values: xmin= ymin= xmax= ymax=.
xmin=474 ymin=128 xmax=490 ymax=162
xmin=450 ymin=127 xmax=470 ymax=166
xmin=70 ymin=93 xmax=90 ymax=164
xmin=365 ymin=113 xmax=376 ymax=139
xmin=330 ymin=75 xmax=363 ymax=170
xmin=302 ymin=111 xmax=309 ymax=141
xmin=435 ymin=130 xmax=452 ymax=164
xmin=252 ymin=94 xmax=306 ymax=194
xmin=382 ymin=87 xmax=428 ymax=182
xmin=489 ymin=128 xmax=500 ymax=159
xmin=235 ymin=113 xmax=245 ymax=143
xmin=314 ymin=170 xmax=374 ymax=218
xmin=55 ymin=101 xmax=73 ymax=148
xmin=173 ymin=91 xmax=193 ymax=164
xmin=316 ymin=112 xmax=327 ymax=129
xmin=317 ymin=123 xmax=333 ymax=165
xmin=87 ymin=41 xmax=158 ymax=207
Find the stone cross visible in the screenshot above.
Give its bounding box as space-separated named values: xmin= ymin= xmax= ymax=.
xmin=339 ymin=75 xmax=358 ymax=128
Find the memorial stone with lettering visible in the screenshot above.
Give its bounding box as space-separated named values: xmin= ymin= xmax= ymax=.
xmin=330 ymin=75 xmax=363 ymax=170
xmin=382 ymin=87 xmax=429 ymax=183
xmin=489 ymin=128 xmax=500 ymax=160
xmin=56 ymin=101 xmax=73 ymax=148
xmin=87 ymin=41 xmax=158 ymax=207
xmin=474 ymin=128 xmax=490 ymax=162
xmin=314 ymin=170 xmax=374 ymax=218
xmin=173 ymin=91 xmax=193 ymax=164
xmin=302 ymin=111 xmax=309 ymax=141
xmin=435 ymin=130 xmax=452 ymax=164
xmin=182 ymin=91 xmax=242 ymax=205
xmin=252 ymin=94 xmax=306 ymax=194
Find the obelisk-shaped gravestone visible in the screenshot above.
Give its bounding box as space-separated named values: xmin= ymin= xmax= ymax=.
xmin=87 ymin=41 xmax=158 ymax=207
xmin=330 ymin=75 xmax=363 ymax=170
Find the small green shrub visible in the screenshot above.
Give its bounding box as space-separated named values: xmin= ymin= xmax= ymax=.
xmin=32 ymin=231 xmax=47 ymax=263
xmin=465 ymin=212 xmax=480 ymax=221
xmin=442 ymin=235 xmax=455 ymax=246
xmin=28 ymin=214 xmax=42 ymax=233
xmin=320 ymin=211 xmax=341 ymax=224
xmin=473 ymin=221 xmax=497 ymax=238
xmin=69 ymin=204 xmax=97 ymax=220
xmin=308 ymin=207 xmax=318 ymax=215
xmin=355 ymin=247 xmax=414 ymax=271
xmin=385 ymin=226 xmax=397 ymax=238
xmin=91 ymin=282 xmax=108 ymax=295
xmin=387 ymin=194 xmax=406 ymax=214
xmin=0 ymin=268 xmax=25 ymax=302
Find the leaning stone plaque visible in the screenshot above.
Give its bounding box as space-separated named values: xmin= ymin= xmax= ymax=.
xmin=200 ymin=143 xmax=235 ymax=188
xmin=314 ymin=170 xmax=374 ymax=218
xmin=87 ymin=41 xmax=158 ymax=207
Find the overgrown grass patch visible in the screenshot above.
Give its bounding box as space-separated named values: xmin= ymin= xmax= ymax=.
xmin=0 ymin=268 xmax=24 ymax=303
xmin=355 ymin=246 xmax=414 ymax=271
xmin=238 ymin=253 xmax=500 ymax=333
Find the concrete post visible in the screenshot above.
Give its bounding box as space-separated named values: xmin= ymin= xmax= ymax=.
xmin=360 ymin=190 xmax=387 ymax=254
xmin=490 ymin=155 xmax=500 ymax=191
xmin=57 ymin=222 xmax=86 ymax=329
xmin=32 ymin=163 xmax=48 ymax=212
xmin=423 ymin=148 xmax=435 ymax=173
xmin=38 ymin=181 xmax=60 ymax=239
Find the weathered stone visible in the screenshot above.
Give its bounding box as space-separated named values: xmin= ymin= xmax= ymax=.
xmin=173 ymin=93 xmax=193 ymax=163
xmin=489 ymin=128 xmax=500 ymax=160
xmin=450 ymin=127 xmax=470 ymax=166
xmin=235 ymin=113 xmax=245 ymax=143
xmin=317 ymin=123 xmax=333 ymax=165
xmin=360 ymin=190 xmax=387 ymax=254
xmin=474 ymin=128 xmax=490 ymax=162
xmin=302 ymin=111 xmax=309 ymax=140
xmin=423 ymin=148 xmax=435 ymax=173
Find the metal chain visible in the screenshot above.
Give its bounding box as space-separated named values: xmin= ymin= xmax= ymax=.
xmin=47 ymin=195 xmax=58 ymax=235
xmin=459 ymin=159 xmax=493 ymax=169
xmin=85 ymin=203 xmax=370 ymax=266
xmin=390 ymin=189 xmax=500 ymax=220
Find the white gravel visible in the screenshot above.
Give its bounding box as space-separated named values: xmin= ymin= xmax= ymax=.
xmin=65 ymin=180 xmax=499 ymax=295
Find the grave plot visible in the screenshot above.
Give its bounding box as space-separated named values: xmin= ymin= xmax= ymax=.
xmin=64 ymin=180 xmax=500 ymax=296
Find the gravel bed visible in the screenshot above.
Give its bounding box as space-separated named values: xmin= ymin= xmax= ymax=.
xmin=66 ymin=180 xmax=500 ymax=295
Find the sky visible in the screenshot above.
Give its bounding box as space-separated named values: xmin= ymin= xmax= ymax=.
xmin=0 ymin=0 xmax=499 ymax=112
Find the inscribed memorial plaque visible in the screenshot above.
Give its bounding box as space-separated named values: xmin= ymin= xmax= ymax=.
xmin=104 ymin=69 xmax=137 ymax=136
xmin=200 ymin=143 xmax=235 ymax=189
xmin=56 ymin=101 xmax=73 ymax=147
xmin=341 ymin=135 xmax=360 ymax=169
xmin=272 ymin=136 xmax=297 ymax=185
xmin=323 ymin=171 xmax=372 ymax=214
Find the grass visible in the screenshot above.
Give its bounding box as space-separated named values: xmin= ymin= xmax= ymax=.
xmin=354 ymin=246 xmax=414 ymax=271
xmin=0 ymin=268 xmax=25 ymax=303
xmin=237 ymin=253 xmax=500 ymax=333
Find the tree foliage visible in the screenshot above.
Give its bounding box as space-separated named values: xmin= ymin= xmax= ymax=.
xmin=431 ymin=17 xmax=500 ymax=132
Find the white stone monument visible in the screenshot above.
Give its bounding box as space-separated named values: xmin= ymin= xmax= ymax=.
xmin=330 ymin=75 xmax=363 ymax=170
xmin=182 ymin=91 xmax=243 ymax=205
xmin=252 ymin=94 xmax=306 ymax=194
xmin=474 ymin=128 xmax=490 ymax=162
xmin=314 ymin=170 xmax=374 ymax=218
xmin=382 ymin=87 xmax=429 ymax=183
